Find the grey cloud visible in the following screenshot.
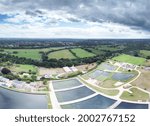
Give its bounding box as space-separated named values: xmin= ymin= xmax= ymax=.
xmin=0 ymin=0 xmax=150 ymax=31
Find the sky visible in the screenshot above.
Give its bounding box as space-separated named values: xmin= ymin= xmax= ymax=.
xmin=0 ymin=0 xmax=150 ymax=38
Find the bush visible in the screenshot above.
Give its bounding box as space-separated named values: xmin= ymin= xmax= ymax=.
xmin=1 ymin=68 xmax=11 ymax=74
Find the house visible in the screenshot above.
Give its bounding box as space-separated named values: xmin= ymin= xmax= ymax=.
xmin=70 ymin=66 xmax=78 ymax=72
xmin=44 ymin=74 xmax=51 ymax=79
xmin=63 ymin=67 xmax=72 ymax=73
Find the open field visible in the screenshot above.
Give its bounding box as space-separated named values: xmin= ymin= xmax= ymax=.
xmin=100 ymin=79 xmax=117 ymax=88
xmin=120 ymin=88 xmax=149 ymax=102
xmin=86 ymin=48 xmax=106 ymax=55
xmin=113 ymin=54 xmax=146 ymax=65
xmin=86 ymin=45 xmax=124 ymax=55
xmin=0 ymin=47 xmax=63 ymax=60
xmin=11 ymin=64 xmax=38 ymax=73
xmin=96 ymin=45 xmax=124 ymax=51
xmin=144 ymin=60 xmax=150 ymax=66
xmin=71 ymin=48 xmax=95 ymax=58
xmin=131 ymin=68 xmax=150 ymax=91
xmin=140 ymin=50 xmax=150 ymax=58
xmin=48 ymin=49 xmax=76 ymax=59
xmin=39 ymin=67 xmax=64 ymax=76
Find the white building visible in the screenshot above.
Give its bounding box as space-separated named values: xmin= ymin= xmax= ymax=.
xmin=70 ymin=66 xmax=78 ymax=72
xmin=63 ymin=67 xmax=72 ymax=73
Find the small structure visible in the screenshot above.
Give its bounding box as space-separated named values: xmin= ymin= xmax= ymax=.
xmin=43 ymin=74 xmax=51 ymax=79
xmin=114 ymin=82 xmax=124 ymax=86
xmin=123 ymin=83 xmax=132 ymax=89
xmin=63 ymin=67 xmax=72 ymax=73
xmin=121 ymin=63 xmax=136 ymax=70
xmin=87 ymin=78 xmax=99 ymax=85
xmin=70 ymin=66 xmax=78 ymax=72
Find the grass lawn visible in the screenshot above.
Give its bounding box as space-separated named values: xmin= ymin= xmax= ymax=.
xmin=71 ymin=48 xmax=95 ymax=58
xmin=86 ymin=48 xmax=106 ymax=55
xmin=101 ymin=79 xmax=117 ymax=88
xmin=140 ymin=50 xmax=150 ymax=58
xmin=120 ymin=87 xmax=149 ymax=102
xmin=5 ymin=49 xmax=41 ymax=60
xmin=48 ymin=49 xmax=76 ymax=59
xmin=11 ymin=64 xmax=38 ymax=73
xmin=113 ymin=54 xmax=146 ymax=65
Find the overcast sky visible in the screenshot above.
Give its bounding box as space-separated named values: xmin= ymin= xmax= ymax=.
xmin=0 ymin=0 xmax=150 ymax=38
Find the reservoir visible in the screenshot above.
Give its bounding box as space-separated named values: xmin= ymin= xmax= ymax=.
xmin=0 ymin=87 xmax=48 ymax=109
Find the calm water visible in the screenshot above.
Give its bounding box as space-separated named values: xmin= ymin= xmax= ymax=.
xmin=112 ymin=73 xmax=135 ymax=81
xmin=61 ymin=94 xmax=116 ymax=109
xmin=53 ymin=79 xmax=82 ymax=90
xmin=102 ymin=63 xmax=116 ymax=71
xmin=115 ymin=102 xmax=148 ymax=109
xmin=55 ymin=86 xmax=95 ymax=102
xmin=89 ymin=70 xmax=110 ymax=79
xmin=0 ymin=87 xmax=48 ymax=109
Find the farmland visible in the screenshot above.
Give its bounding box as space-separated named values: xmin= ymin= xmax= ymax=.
xmin=0 ymin=47 xmax=63 ymax=60
xmin=71 ymin=48 xmax=95 ymax=58
xmin=140 ymin=50 xmax=150 ymax=58
xmin=48 ymin=48 xmax=96 ymax=59
xmin=11 ymin=64 xmax=38 ymax=73
xmin=48 ymin=49 xmax=76 ymax=59
xmin=113 ymin=54 xmax=146 ymax=65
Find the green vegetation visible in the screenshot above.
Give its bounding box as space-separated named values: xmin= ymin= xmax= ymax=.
xmin=11 ymin=64 xmax=37 ymax=73
xmin=120 ymin=88 xmax=149 ymax=102
xmin=48 ymin=49 xmax=76 ymax=59
xmin=79 ymin=77 xmax=119 ymax=96
xmin=101 ymin=79 xmax=117 ymax=88
xmin=85 ymin=45 xmax=124 ymax=55
xmin=144 ymin=60 xmax=150 ymax=66
xmin=1 ymin=48 xmax=63 ymax=60
xmin=71 ymin=48 xmax=95 ymax=58
xmin=113 ymin=54 xmax=146 ymax=65
xmin=140 ymin=50 xmax=150 ymax=59
xmin=3 ymin=49 xmax=42 ymax=60
xmin=95 ymin=45 xmax=124 ymax=51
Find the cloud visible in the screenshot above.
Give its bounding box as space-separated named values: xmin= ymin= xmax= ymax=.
xmin=0 ymin=0 xmax=150 ymax=38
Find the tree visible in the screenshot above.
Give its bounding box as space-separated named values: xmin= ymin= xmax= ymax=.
xmin=147 ymin=56 xmax=150 ymax=59
xmin=43 ymin=80 xmax=48 ymax=85
xmin=1 ymin=68 xmax=11 ymax=74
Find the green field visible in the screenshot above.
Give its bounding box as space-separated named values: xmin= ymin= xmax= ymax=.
xmin=86 ymin=48 xmax=106 ymax=55
xmin=71 ymin=48 xmax=95 ymax=58
xmin=0 ymin=47 xmax=63 ymax=60
xmin=120 ymin=88 xmax=149 ymax=102
xmin=113 ymin=54 xmax=146 ymax=65
xmin=11 ymin=64 xmax=38 ymax=73
xmin=48 ymin=49 xmax=76 ymax=59
xmin=140 ymin=50 xmax=150 ymax=58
